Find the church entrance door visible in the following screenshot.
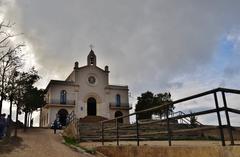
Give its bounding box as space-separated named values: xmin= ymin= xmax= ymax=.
xmin=87 ymin=97 xmax=96 ymax=116
xmin=58 ymin=109 xmax=68 ymax=126
xmin=115 ymin=111 xmax=123 ymax=123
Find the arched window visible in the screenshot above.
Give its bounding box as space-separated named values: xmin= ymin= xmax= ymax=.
xmin=116 ymin=94 xmax=121 ymax=107
xmin=60 ymin=90 xmax=67 ymax=104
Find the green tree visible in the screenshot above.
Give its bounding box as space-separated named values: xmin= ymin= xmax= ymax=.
xmin=12 ymin=68 xmax=42 ymax=135
xmin=152 ymin=93 xmax=174 ymax=119
xmin=17 ymin=68 xmax=41 ymax=129
xmin=135 ymin=91 xmax=154 ymax=119
xmin=22 ymin=87 xmax=45 ymax=128
xmin=189 ymin=111 xmax=198 ymax=127
xmin=135 ymin=91 xmax=174 ymax=120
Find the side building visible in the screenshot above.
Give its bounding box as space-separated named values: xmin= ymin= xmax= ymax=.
xmin=40 ymin=49 xmax=131 ymax=127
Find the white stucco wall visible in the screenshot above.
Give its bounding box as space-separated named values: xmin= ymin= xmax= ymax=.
xmin=73 ymin=66 xmax=109 ymax=118
xmin=106 ymin=88 xmax=129 ymax=105
xmin=40 ymin=53 xmax=130 ymax=126
xmin=47 ymin=85 xmax=78 ymax=105
xmin=40 ymin=106 xmax=74 ymax=127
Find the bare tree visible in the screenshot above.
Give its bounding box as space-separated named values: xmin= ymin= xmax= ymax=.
xmin=0 ymin=21 xmax=23 ymax=61
xmin=0 ymin=21 xmax=23 ymax=114
xmin=6 ymin=69 xmax=19 ymax=119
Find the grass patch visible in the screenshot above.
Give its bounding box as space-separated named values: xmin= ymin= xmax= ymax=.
xmin=79 ymin=146 xmax=96 ymax=154
xmin=63 ymin=136 xmax=96 ymax=155
xmin=63 ymin=136 xmax=78 ymax=146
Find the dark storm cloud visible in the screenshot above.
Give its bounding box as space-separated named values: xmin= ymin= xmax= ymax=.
xmin=3 ymin=0 xmax=240 ymax=95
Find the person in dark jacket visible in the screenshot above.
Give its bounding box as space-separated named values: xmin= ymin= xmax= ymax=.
xmin=6 ymin=115 xmax=12 ymax=137
xmin=0 ymin=114 xmax=6 ymax=139
xmin=53 ymin=119 xmax=58 ymax=134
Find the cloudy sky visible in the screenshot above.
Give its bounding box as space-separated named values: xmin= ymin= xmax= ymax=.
xmin=1 ymin=0 xmax=240 ymax=125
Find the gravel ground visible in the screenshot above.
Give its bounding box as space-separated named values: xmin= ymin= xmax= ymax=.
xmin=80 ymin=140 xmax=240 ymax=148
xmin=0 ymin=128 xmax=87 ymax=157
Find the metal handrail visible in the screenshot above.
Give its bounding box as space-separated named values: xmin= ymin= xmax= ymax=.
xmin=101 ymin=87 xmax=240 ymax=146
xmin=66 ymin=110 xmax=76 ymax=125
xmin=102 ymin=87 xmax=240 ymax=123
xmin=173 ymin=111 xmax=203 ymax=126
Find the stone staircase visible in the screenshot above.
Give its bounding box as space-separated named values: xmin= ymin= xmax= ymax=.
xmin=77 ymin=117 xmax=205 ymax=142
xmin=77 ymin=116 xmax=112 ymax=141
xmin=79 ymin=116 xmax=108 ymax=123
xmin=66 ymin=115 xmax=240 ymax=142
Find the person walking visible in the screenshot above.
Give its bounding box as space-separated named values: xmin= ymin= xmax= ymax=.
xmin=6 ymin=115 xmax=12 ymax=137
xmin=53 ymin=119 xmax=58 ymax=134
xmin=30 ymin=119 xmax=33 ymax=128
xmin=0 ymin=113 xmax=6 ymax=139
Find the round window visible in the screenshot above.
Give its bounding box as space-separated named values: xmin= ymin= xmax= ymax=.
xmin=88 ymin=76 xmax=96 ymax=84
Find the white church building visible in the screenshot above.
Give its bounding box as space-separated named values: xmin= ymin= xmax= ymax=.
xmin=40 ymin=49 xmax=131 ymax=127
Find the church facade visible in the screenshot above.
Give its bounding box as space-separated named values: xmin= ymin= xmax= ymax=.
xmin=40 ymin=50 xmax=131 ymax=127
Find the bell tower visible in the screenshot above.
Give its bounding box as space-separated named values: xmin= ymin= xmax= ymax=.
xmin=87 ymin=46 xmax=96 ymax=66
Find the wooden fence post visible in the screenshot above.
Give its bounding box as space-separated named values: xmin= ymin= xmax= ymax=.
xmin=214 ymin=92 xmax=225 ymax=146
xmin=222 ymin=91 xmax=234 ymax=145
xmin=136 ymin=113 xmax=140 ymax=146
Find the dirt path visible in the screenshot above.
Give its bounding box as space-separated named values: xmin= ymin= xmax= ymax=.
xmin=1 ymin=128 xmax=87 ymax=157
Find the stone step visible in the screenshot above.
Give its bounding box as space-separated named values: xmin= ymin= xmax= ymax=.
xmin=76 ymin=121 xmax=203 ymax=141
xmin=79 ymin=116 xmax=108 ymax=123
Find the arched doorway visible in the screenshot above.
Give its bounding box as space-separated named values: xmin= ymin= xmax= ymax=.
xmin=115 ymin=111 xmax=123 ymax=123
xmin=58 ymin=109 xmax=68 ymax=126
xmin=87 ymin=97 xmax=96 ymax=116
